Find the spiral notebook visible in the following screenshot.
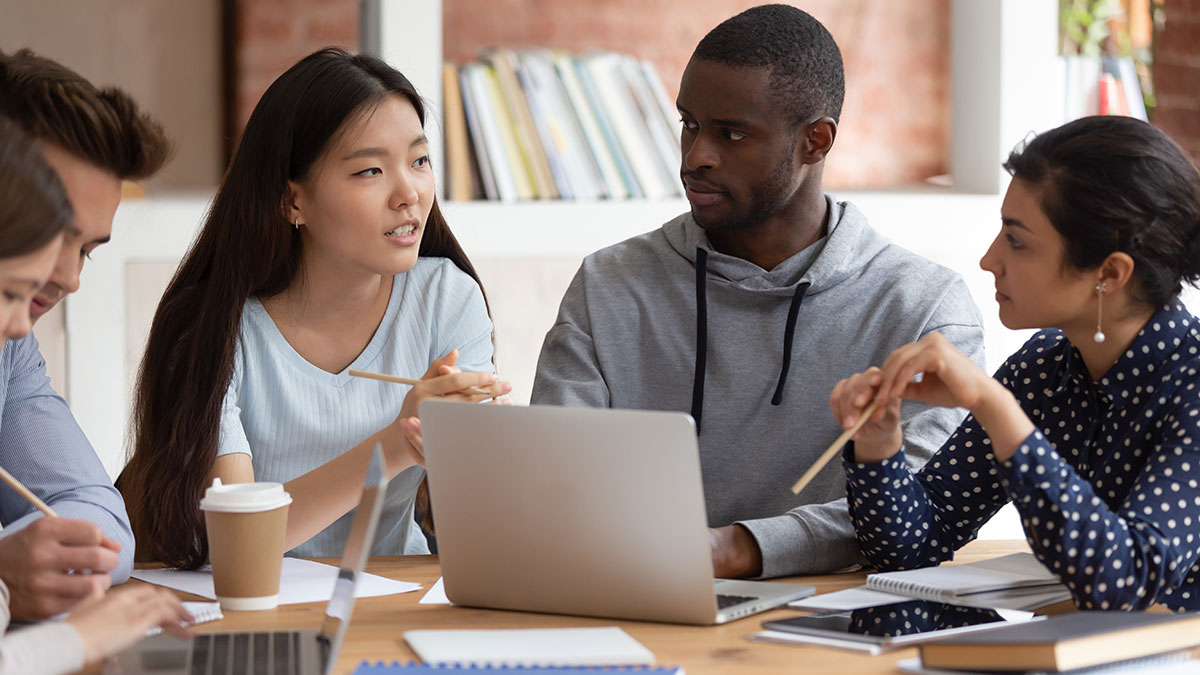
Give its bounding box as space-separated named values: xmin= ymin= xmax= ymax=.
xmin=144 ymin=601 xmax=223 ymax=636
xmin=353 ymin=666 xmax=683 ymax=674
xmin=866 ymin=553 xmax=1064 ymax=602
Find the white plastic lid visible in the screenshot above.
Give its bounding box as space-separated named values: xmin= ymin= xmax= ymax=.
xmin=198 ymin=478 xmax=292 ymax=513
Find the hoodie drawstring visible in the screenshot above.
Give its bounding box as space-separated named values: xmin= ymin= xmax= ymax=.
xmin=690 ymin=246 xmax=811 ymax=433
xmin=691 ymin=248 xmax=708 ymax=434
xmin=771 ymin=283 xmax=809 ymax=405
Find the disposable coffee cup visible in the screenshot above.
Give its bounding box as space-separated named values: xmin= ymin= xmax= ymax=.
xmin=200 ymin=479 xmax=292 ymax=611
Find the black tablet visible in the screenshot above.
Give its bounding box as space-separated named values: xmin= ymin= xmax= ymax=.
xmin=760 ymin=599 xmax=1038 ymax=650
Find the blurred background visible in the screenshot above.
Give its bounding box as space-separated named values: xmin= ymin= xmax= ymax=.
xmin=1 ymin=0 xmax=1197 ymax=538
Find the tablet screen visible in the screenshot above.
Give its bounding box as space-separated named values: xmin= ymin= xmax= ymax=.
xmin=762 ymin=599 xmax=1016 ymax=645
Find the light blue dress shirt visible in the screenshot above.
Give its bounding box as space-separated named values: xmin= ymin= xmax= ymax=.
xmin=0 ymin=333 xmax=135 ymax=582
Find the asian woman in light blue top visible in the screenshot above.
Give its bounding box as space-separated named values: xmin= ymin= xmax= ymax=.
xmin=120 ymin=48 xmax=510 ymax=569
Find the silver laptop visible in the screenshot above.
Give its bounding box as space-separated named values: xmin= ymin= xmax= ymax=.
xmin=420 ymin=401 xmax=815 ymax=625
xmin=107 ymin=445 xmax=389 ymax=675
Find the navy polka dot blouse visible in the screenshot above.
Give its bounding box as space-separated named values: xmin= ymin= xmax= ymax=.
xmin=844 ymin=301 xmax=1200 ymax=611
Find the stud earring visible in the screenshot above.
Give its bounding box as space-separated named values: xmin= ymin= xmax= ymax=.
xmin=1094 ymin=281 xmax=1107 ymax=343
xmin=294 ymin=217 xmax=300 ymax=230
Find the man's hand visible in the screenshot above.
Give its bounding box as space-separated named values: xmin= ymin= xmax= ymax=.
xmin=708 ymin=524 xmax=763 ymax=578
xmin=0 ymin=517 xmax=121 ymax=619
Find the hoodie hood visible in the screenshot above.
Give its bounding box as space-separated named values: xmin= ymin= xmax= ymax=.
xmin=662 ymin=195 xmax=890 ymax=296
xmin=662 ymin=196 xmax=892 ymax=431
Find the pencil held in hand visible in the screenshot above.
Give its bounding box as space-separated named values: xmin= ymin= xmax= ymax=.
xmin=0 ymin=465 xmax=57 ymax=517
xmin=347 ymin=369 xmax=492 ymax=397
xmin=790 ymin=399 xmax=879 ymax=495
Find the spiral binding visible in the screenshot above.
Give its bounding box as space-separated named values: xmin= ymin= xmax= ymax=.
xmin=351 ymin=662 xmax=683 ymax=674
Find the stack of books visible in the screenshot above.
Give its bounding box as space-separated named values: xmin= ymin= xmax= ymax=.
xmin=1062 ymin=55 xmax=1149 ymax=122
xmin=908 ymin=611 xmax=1200 ymax=673
xmin=443 ymin=48 xmax=685 ymax=202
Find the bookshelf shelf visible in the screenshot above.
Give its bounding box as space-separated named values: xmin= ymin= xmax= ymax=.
xmin=442 ymin=199 xmax=689 ymax=258
xmin=364 ymin=0 xmax=1062 ymax=200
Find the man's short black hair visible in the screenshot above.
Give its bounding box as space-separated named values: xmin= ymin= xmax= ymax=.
xmin=693 ymin=4 xmax=845 ymax=126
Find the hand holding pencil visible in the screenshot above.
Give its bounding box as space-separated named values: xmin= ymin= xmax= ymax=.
xmin=0 ymin=467 xmax=121 ymax=619
xmin=826 ymin=366 xmax=905 ymax=465
xmin=790 ymin=367 xmax=904 ymax=495
xmin=357 ymin=350 xmax=512 ymax=464
xmin=349 ymin=349 xmax=512 ymax=402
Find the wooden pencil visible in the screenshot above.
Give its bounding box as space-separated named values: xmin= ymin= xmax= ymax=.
xmin=0 ymin=465 xmax=57 ymax=517
xmin=348 ymin=369 xmax=492 ymax=397
xmin=790 ymin=399 xmax=880 ymax=495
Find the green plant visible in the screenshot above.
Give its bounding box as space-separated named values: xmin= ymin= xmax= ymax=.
xmin=1060 ymin=0 xmax=1123 ymax=57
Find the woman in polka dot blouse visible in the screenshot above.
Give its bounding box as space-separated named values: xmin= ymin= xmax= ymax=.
xmin=830 ymin=116 xmax=1200 ymax=611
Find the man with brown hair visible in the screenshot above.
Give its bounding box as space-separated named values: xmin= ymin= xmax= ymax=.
xmin=0 ymin=48 xmax=170 ymax=619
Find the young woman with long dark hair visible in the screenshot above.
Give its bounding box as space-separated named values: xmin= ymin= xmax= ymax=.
xmin=119 ymin=48 xmax=509 ymax=569
xmin=831 ymin=116 xmax=1200 ymax=611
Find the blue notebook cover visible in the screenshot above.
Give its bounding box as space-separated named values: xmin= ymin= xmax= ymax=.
xmin=354 ymin=664 xmax=683 ymax=674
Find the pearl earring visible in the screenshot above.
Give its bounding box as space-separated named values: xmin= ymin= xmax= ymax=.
xmin=1094 ymin=281 xmax=1107 ymax=343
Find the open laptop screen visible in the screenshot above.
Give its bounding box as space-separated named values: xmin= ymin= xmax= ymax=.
xmin=316 ymin=445 xmax=388 ymax=670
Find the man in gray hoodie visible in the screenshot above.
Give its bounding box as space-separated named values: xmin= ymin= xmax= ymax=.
xmin=531 ymin=4 xmax=985 ymax=579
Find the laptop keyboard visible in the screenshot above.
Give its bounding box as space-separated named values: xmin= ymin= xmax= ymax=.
xmin=716 ymin=593 xmax=759 ymax=610
xmin=187 ymin=632 xmax=303 ymax=675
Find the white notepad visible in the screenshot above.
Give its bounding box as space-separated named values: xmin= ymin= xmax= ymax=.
xmin=403 ymin=627 xmax=655 ymax=667
xmin=866 ymin=553 xmax=1061 ymax=601
xmin=145 ymin=601 xmax=223 ymax=636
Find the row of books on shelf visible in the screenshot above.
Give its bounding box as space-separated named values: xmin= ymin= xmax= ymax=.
xmin=1062 ymin=55 xmax=1149 ymax=122
xmin=442 ymin=48 xmax=685 ymax=202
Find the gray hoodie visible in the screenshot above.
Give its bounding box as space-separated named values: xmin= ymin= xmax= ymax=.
xmin=531 ymin=196 xmax=985 ymax=577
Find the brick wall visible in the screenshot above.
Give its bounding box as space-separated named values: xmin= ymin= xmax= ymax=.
xmin=231 ymin=0 xmax=359 ymax=144
xmin=232 ymin=0 xmax=950 ymax=189
xmin=1154 ymin=0 xmax=1200 ymax=161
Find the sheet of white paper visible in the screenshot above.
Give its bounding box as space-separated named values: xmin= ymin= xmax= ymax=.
xmin=749 ymin=629 xmax=885 ymax=655
xmin=788 ymin=586 xmax=909 ymax=611
xmin=419 ymin=576 xmax=451 ymax=605
xmin=132 ymin=557 xmax=421 ymax=605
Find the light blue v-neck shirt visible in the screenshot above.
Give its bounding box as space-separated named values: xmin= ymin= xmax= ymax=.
xmin=217 ymin=257 xmax=494 ymax=557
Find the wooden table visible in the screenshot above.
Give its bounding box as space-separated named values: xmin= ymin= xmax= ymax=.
xmin=169 ymin=540 xmax=1034 ymax=674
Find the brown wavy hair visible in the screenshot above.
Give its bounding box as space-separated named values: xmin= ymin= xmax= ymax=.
xmin=119 ymin=48 xmax=487 ymax=568
xmin=0 ymin=48 xmax=170 ymax=180
xmin=0 ymin=117 xmax=73 ymax=256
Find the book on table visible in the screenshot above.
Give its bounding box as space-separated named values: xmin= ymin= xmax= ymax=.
xmin=917 ymin=610 xmax=1200 ymax=672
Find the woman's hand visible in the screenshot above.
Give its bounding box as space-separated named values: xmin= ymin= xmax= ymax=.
xmin=830 ymin=367 xmax=903 ymax=463
xmin=388 ymin=350 xmax=512 ymax=466
xmin=66 ymin=585 xmax=194 ymax=664
xmin=873 ymin=332 xmax=994 ymax=411
xmin=836 ymin=333 xmax=1034 ymax=463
